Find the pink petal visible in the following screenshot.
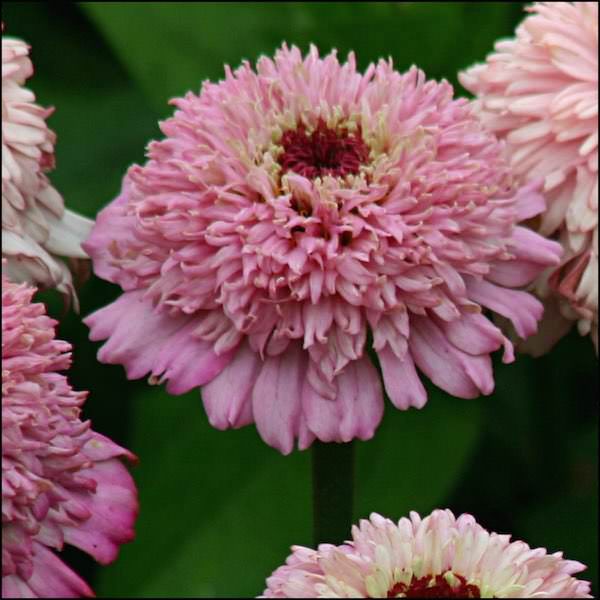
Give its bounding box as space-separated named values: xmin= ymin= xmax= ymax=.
xmin=2 ymin=576 xmax=36 ymax=599
xmin=84 ymin=291 xmax=190 ymax=380
xmin=466 ymin=277 xmax=544 ymax=339
xmin=83 ymin=433 xmax=137 ymax=463
xmin=507 ymin=226 xmax=562 ymax=266
xmin=437 ymin=312 xmax=514 ymax=363
xmin=487 ymin=259 xmax=547 ymax=287
xmin=302 ymin=381 xmax=341 ymax=443
xmin=82 ymin=181 xmax=138 ymax=289
xmin=302 ymin=299 xmax=334 ymax=348
xmin=62 ymin=460 xmax=137 ymax=565
xmin=17 ymin=542 xmax=94 ymax=598
xmin=297 ymin=414 xmax=317 ymax=451
xmin=336 ymin=357 xmax=384 ymax=442
xmin=511 ymin=178 xmax=548 ymax=221
xmin=151 ymin=320 xmax=236 ymax=395
xmin=85 ymin=292 xmax=235 ymax=394
xmin=302 ymin=357 xmax=384 ymax=443
xmin=410 ymin=315 xmax=494 ymax=398
xmin=201 ymin=341 xmax=261 ymax=429
xmin=251 ymin=343 xmax=305 ymax=454
xmin=377 ymin=346 xmax=427 ymax=410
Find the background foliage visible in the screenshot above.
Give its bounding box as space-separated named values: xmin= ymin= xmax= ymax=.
xmin=4 ymin=2 xmax=597 ymax=597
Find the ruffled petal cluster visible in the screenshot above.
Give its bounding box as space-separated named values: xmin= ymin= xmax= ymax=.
xmin=262 ymin=510 xmax=591 ymax=598
xmin=460 ymin=2 xmax=598 ymax=352
xmin=2 ymin=30 xmax=93 ymax=308
xmin=85 ymin=45 xmax=562 ymax=453
xmin=2 ymin=273 xmax=138 ymax=598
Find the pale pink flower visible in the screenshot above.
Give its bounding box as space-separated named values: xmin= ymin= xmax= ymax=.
xmin=2 ymin=29 xmax=93 ymax=308
xmin=2 ymin=273 xmax=138 ymax=598
xmin=84 ymin=45 xmax=562 ymax=454
xmin=262 ymin=510 xmax=591 ymax=598
xmin=459 ymin=2 xmax=598 ymax=353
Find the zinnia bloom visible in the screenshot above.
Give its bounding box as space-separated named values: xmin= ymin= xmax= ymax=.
xmin=262 ymin=510 xmax=592 ymax=598
xmin=2 ymin=273 xmax=138 ymax=598
xmin=2 ymin=29 xmax=93 ymax=308
xmin=85 ymin=45 xmax=562 ymax=454
xmin=459 ymin=2 xmax=598 ymax=353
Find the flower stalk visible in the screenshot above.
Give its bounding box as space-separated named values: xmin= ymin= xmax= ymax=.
xmin=312 ymin=440 xmax=354 ymax=546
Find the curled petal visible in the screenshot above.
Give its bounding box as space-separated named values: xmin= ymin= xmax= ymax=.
xmin=410 ymin=315 xmax=494 ymax=398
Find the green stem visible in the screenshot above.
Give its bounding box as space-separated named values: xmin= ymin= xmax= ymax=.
xmin=312 ymin=440 xmax=355 ymax=546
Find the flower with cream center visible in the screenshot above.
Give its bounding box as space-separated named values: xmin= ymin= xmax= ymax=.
xmin=262 ymin=510 xmax=591 ymax=598
xmin=459 ymin=2 xmax=598 ymax=353
xmin=84 ymin=44 xmax=562 ymax=454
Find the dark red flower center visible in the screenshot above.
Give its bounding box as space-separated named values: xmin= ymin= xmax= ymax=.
xmin=279 ymin=120 xmax=369 ymax=179
xmin=387 ymin=573 xmax=481 ymax=598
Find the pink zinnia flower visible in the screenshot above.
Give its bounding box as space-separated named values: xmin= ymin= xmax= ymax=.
xmin=2 ymin=29 xmax=93 ymax=308
xmin=2 ymin=273 xmax=138 ymax=598
xmin=262 ymin=510 xmax=591 ymax=598
xmin=84 ymin=45 xmax=562 ymax=454
xmin=459 ymin=2 xmax=598 ymax=353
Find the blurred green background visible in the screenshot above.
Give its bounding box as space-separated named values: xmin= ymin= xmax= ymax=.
xmin=3 ymin=2 xmax=597 ymax=597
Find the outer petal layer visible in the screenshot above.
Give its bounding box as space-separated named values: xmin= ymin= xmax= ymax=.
xmin=85 ymin=291 xmax=236 ymax=393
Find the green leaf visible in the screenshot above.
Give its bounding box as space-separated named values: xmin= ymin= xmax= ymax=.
xmin=82 ymin=2 xmax=525 ymax=113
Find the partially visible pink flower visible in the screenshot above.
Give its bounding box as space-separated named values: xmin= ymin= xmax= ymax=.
xmin=84 ymin=45 xmax=562 ymax=454
xmin=262 ymin=510 xmax=591 ymax=598
xmin=2 ymin=29 xmax=93 ymax=309
xmin=2 ymin=273 xmax=138 ymax=598
xmin=459 ymin=2 xmax=598 ymax=353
